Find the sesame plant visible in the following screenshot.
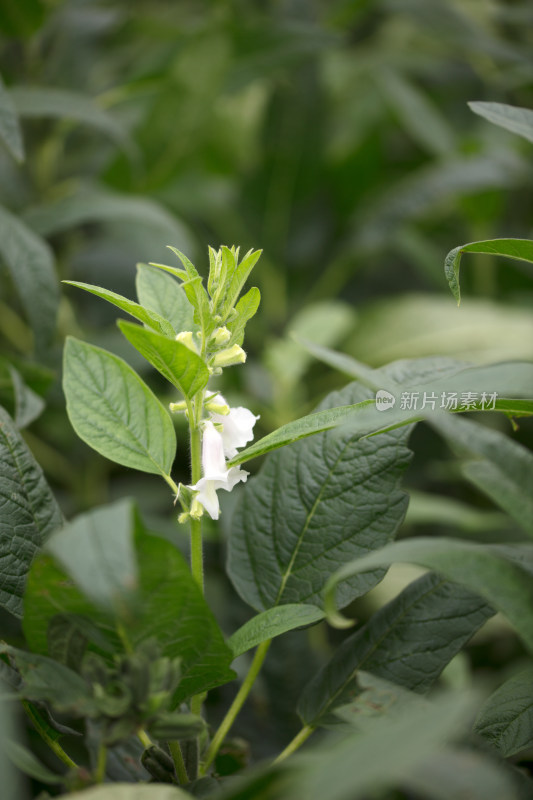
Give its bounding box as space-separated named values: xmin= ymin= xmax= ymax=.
xmin=1 ymin=229 xmax=533 ymax=800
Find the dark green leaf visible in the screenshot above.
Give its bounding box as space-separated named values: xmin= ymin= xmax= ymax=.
xmin=228 ymin=381 xmax=412 ymax=611
xmin=445 ymin=238 xmax=533 ymax=304
xmin=0 ymin=204 xmax=58 ymax=350
xmin=63 ymin=337 xmax=176 ymax=477
xmin=474 ymin=666 xmax=533 ymax=757
xmin=3 ymin=739 xmax=63 ymax=785
xmin=63 ymin=281 xmax=175 ymax=337
xmin=298 ymin=572 xmax=493 ymax=727
xmin=0 ymin=359 xmax=44 ymax=428
xmin=228 ymin=604 xmax=325 ymax=658
xmin=0 ymin=76 xmax=24 ymax=161
xmin=135 ymin=263 xmax=195 ymax=334
xmin=47 ymin=615 xmax=89 ymax=670
xmin=0 ymin=406 xmax=63 ymax=617
xmin=118 ymin=321 xmax=209 ymax=398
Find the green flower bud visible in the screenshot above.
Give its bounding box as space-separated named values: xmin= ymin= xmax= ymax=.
xmin=211 ymin=344 xmax=246 ymax=368
xmin=210 ymin=326 xmax=231 ymax=346
xmin=175 ymin=331 xmax=198 ymax=353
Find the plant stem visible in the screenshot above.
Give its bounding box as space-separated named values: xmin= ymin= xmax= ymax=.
xmin=138 ymin=729 xmax=152 ymax=749
xmin=273 ymin=724 xmax=314 ymax=763
xmin=169 ymin=740 xmax=189 ymax=785
xmin=200 ymin=639 xmax=272 ymax=775
xmin=189 ymin=408 xmax=204 ymax=593
xmin=22 ymin=701 xmax=78 ymax=770
xmin=94 ymin=741 xmax=107 ymax=783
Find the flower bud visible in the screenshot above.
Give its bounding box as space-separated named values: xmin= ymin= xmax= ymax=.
xmin=210 ymin=326 xmax=231 ymax=346
xmin=175 ymin=331 xmax=198 ymax=354
xmin=211 ymin=344 xmax=246 ymax=368
xmin=169 ymin=400 xmax=187 ymax=413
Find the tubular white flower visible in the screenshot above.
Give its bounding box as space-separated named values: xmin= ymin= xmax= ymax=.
xmin=209 ymin=394 xmax=260 ymax=458
xmin=190 ymin=421 xmax=249 ymax=520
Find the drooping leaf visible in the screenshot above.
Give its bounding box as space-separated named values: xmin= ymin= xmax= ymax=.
xmin=324 ymin=538 xmax=533 ymax=653
xmin=430 ymin=414 xmax=533 ymax=537
xmin=3 ymin=739 xmax=64 ymax=785
xmin=228 ymin=604 xmax=325 ymax=658
xmin=0 ymin=359 xmax=44 ymax=428
xmin=63 ymin=281 xmax=175 ymax=337
xmin=63 ymin=337 xmax=176 ymax=477
xmin=0 ymin=75 xmax=24 ymax=161
xmin=135 ymin=263 xmax=195 ymax=334
xmin=469 ymin=101 xmax=533 ymax=145
xmin=118 ymin=321 xmax=209 ymax=398
xmin=0 ymin=204 xmax=58 ymax=350
xmin=474 ymin=666 xmax=533 ymax=757
xmin=444 ymin=238 xmax=533 ymax=305
xmin=228 ymin=381 xmax=412 ymax=611
xmin=0 ymin=406 xmax=63 ymax=618
xmin=298 ymin=572 xmax=493 ymax=727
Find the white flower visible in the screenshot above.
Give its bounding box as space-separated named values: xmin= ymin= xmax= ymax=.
xmin=190 ymin=421 xmax=249 ymax=520
xmin=209 ymin=395 xmax=260 ymax=458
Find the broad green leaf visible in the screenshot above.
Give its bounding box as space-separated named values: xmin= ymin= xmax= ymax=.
xmin=118 ymin=321 xmax=209 ymax=398
xmin=324 ymin=538 xmax=533 ymax=653
xmin=0 ymin=75 xmax=24 ymax=161
xmin=135 ymin=263 xmax=195 ymax=334
xmin=3 ymin=740 xmax=63 ymax=785
xmin=10 ymin=86 xmax=133 ymax=154
xmin=63 ymin=281 xmax=175 ymax=337
xmin=0 ymin=205 xmax=58 ymax=350
xmin=65 ymin=784 xmax=191 ymax=800
xmin=63 ymin=337 xmax=176 ymax=476
xmin=226 ymin=286 xmax=261 ymax=347
xmin=298 ymin=572 xmax=493 ymax=727
xmin=430 ymin=414 xmax=533 ymax=537
xmin=23 ymin=187 xmax=193 ymax=254
xmin=0 ymin=406 xmax=63 ymax=618
xmin=228 ymin=381 xmax=412 ymax=611
xmin=332 ymin=672 xmax=428 ymax=730
xmin=46 ymin=615 xmax=89 ymax=670
xmin=227 ymin=604 xmax=325 ymax=658
xmin=474 ymin=667 xmax=533 ymax=757
xmin=469 ymin=101 xmax=533 ymax=145
xmin=0 ymin=359 xmax=44 ymax=428
xmin=445 ymin=238 xmax=533 ymax=304
xmin=45 ymin=500 xmax=138 ymax=614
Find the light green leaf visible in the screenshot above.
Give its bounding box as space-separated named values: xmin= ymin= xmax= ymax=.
xmin=63 ymin=281 xmax=175 ymax=337
xmin=226 ymin=286 xmax=261 ymax=347
xmin=66 ymin=784 xmax=191 ymax=800
xmin=10 ymin=86 xmax=133 ymax=154
xmin=227 ymin=604 xmax=325 ymax=658
xmin=474 ymin=666 xmax=533 ymax=757
xmin=430 ymin=414 xmax=533 ymax=537
xmin=324 ymin=538 xmax=533 ymax=653
xmin=469 ymin=101 xmax=533 ymax=145
xmin=0 ymin=75 xmax=24 ymax=161
xmin=0 ymin=204 xmax=58 ymax=350
xmin=0 ymin=405 xmax=63 ymax=618
xmin=228 ymin=381 xmax=412 ymax=611
xmin=218 ymin=247 xmax=262 ymax=320
xmin=45 ymin=500 xmax=137 ymax=614
xmin=445 ymin=238 xmax=533 ymax=304
xmin=118 ymin=321 xmax=209 ymax=398
xmin=135 ymin=263 xmax=195 ymax=334
xmin=63 ymin=337 xmax=176 ymax=476
xmin=298 ymin=572 xmax=493 ymax=727
xmin=405 ymin=491 xmax=508 ymax=534
xmin=3 ymin=740 xmax=63 ymax=785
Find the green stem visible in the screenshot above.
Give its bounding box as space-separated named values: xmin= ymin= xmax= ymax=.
xmin=189 ymin=408 xmax=204 ymax=593
xmin=94 ymin=741 xmax=107 ymax=783
xmin=169 ymin=740 xmax=189 ymax=785
xmin=200 ymin=639 xmax=272 ymax=775
xmin=273 ymin=725 xmax=314 ymax=763
xmin=163 ymin=473 xmax=180 ymax=496
xmin=22 ymin=701 xmax=78 ymax=770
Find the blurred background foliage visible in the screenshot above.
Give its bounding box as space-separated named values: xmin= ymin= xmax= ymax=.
xmin=1 ymin=0 xmax=533 ymax=768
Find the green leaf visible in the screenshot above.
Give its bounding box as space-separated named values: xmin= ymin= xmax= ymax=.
xmin=10 ymin=86 xmax=133 ymax=154
xmin=324 ymin=538 xmax=533 ymax=653
xmin=63 ymin=281 xmax=175 ymax=337
xmin=118 ymin=321 xmax=209 ymax=398
xmin=218 ymin=247 xmax=262 ymax=320
xmin=228 ymin=604 xmax=325 ymax=658
xmin=298 ymin=572 xmax=493 ymax=727
xmin=44 ymin=499 xmax=138 ymax=614
xmin=135 ymin=263 xmax=195 ymax=334
xmin=474 ymin=666 xmax=533 ymax=757
xmin=331 ymin=672 xmax=428 ymax=730
xmin=46 ymin=615 xmax=89 ymax=670
xmin=165 ymin=247 xmax=213 ymax=336
xmin=0 ymin=204 xmax=58 ymax=350
xmin=228 ymin=381 xmax=412 ymax=611
xmin=0 ymin=76 xmax=24 ymax=162
xmin=445 ymin=238 xmax=533 ymax=305
xmin=63 ymin=337 xmax=176 ymax=477
xmin=0 ymin=406 xmax=63 ymax=618
xmin=0 ymin=0 xmax=46 ymax=37
xmin=3 ymin=739 xmax=63 ymax=785
xmin=0 ymin=358 xmax=44 ymax=428
xmin=146 ymin=712 xmax=205 ymax=741
xmin=469 ymin=101 xmax=533 ymax=145
xmin=226 ymin=286 xmax=261 ymax=348
xmin=65 ymin=784 xmax=192 ymax=800
xmin=430 ymin=414 xmax=533 ymax=537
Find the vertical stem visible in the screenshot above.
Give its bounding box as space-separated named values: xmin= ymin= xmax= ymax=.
xmin=94 ymin=741 xmax=107 ymax=783
xmin=189 ymin=410 xmax=204 ymax=593
xmin=200 ymin=639 xmax=272 ymax=775
xmin=168 ymin=741 xmax=189 ymax=785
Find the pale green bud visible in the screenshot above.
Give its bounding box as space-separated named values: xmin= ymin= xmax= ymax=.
xmin=210 ymin=326 xmax=231 ymax=346
xmin=190 ymin=497 xmax=204 ymax=520
xmin=205 ymin=395 xmax=230 ymax=415
xmin=175 ymin=331 xmax=198 ymax=353
xmin=211 ymin=344 xmax=246 ymax=368
xmin=169 ymin=400 xmax=187 ymax=413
